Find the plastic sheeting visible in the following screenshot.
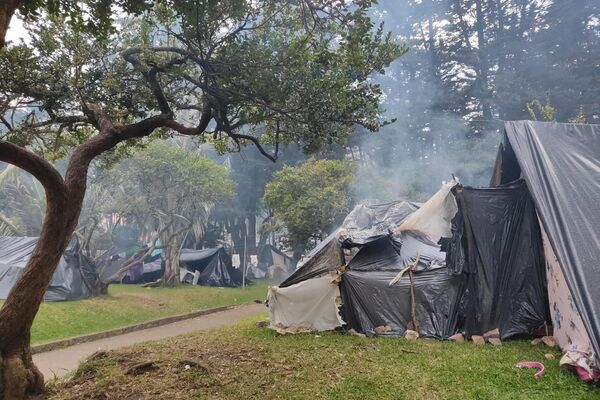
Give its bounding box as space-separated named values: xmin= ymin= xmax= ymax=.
xmin=179 ymin=246 xmax=243 ymax=287
xmin=341 ymin=201 xmax=419 ymax=246
xmin=504 ymin=121 xmax=600 ymax=361
xmin=250 ymin=245 xmax=294 ymax=282
xmin=279 ymin=230 xmax=343 ymax=288
xmin=268 ymin=275 xmax=344 ymax=333
xmin=393 ymin=179 xmax=458 ymax=242
xmin=0 ymin=236 xmax=96 ymax=301
xmin=339 ymin=235 xmax=463 ymax=338
xmin=450 ymin=180 xmax=550 ymax=339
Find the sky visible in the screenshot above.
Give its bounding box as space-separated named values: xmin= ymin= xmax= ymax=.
xmin=6 ymin=14 xmax=30 ymax=44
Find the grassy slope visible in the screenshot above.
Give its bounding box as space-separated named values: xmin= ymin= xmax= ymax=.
xmin=28 ymin=283 xmax=268 ymax=344
xmin=48 ymin=315 xmax=599 ymax=400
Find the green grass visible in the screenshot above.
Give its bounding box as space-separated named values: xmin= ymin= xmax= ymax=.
xmin=25 ymin=283 xmax=268 ymax=344
xmin=50 ymin=315 xmax=600 ymax=400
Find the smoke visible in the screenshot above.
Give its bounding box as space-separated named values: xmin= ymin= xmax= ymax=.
xmin=349 ymin=1 xmax=501 ymax=203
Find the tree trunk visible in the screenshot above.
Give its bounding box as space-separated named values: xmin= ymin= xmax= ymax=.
xmin=246 ymin=213 xmax=257 ymax=255
xmin=0 ymin=182 xmax=73 ymax=398
xmin=163 ymin=243 xmax=181 ymax=286
xmin=0 ymin=0 xmax=21 ymax=48
xmin=475 ymin=0 xmax=492 ymax=121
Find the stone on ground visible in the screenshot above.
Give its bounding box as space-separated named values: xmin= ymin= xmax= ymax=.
xmin=448 ymin=333 xmax=464 ymax=342
xmin=472 ymin=335 xmax=485 ymax=345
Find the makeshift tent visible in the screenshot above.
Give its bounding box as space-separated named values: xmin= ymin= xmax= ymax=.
xmin=270 ymin=176 xmax=551 ymax=339
xmin=179 ymin=246 xmax=244 ymax=287
xmin=248 ymin=244 xmax=294 ymax=281
xmin=95 ymin=243 xmax=164 ymax=284
xmin=271 ymin=195 xmax=449 ymax=334
xmin=0 ymin=236 xmax=98 ymax=301
xmin=488 ymin=121 xmax=600 ymax=380
xmin=268 ymin=120 xmax=600 ymax=381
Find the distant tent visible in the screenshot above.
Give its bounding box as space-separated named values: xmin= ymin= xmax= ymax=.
xmin=0 ymin=236 xmax=98 ymax=301
xmin=95 ymin=243 xmax=164 ymax=284
xmin=248 ymin=244 xmax=294 ymax=282
xmin=179 ymin=246 xmax=244 ymax=287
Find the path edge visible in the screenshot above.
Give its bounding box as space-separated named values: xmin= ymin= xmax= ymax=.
xmin=31 ymin=303 xmax=259 ymax=354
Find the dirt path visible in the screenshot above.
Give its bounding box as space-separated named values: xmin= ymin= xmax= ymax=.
xmin=33 ymin=303 xmax=266 ymax=380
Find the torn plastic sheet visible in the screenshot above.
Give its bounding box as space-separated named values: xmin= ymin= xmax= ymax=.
xmin=340 ymin=201 xmax=419 ymax=246
xmin=279 ymin=230 xmax=343 ymax=288
xmin=268 ymin=275 xmax=344 ymax=333
xmin=393 ymin=179 xmax=458 ymax=242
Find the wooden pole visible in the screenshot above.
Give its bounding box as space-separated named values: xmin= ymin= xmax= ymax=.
xmin=242 ymin=235 xmax=247 ymax=288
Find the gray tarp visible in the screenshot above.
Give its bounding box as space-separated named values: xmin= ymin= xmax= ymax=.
xmin=504 ymin=120 xmax=600 ymax=359
xmin=179 ymin=246 xmax=243 ymax=287
xmin=0 ymin=236 xmax=95 ymax=301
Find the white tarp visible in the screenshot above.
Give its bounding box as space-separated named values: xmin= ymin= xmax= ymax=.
xmin=393 ymin=178 xmax=458 ymax=241
xmin=268 ymin=275 xmax=344 ymax=333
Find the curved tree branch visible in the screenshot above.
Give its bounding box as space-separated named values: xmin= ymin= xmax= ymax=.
xmin=0 ymin=141 xmax=65 ymax=201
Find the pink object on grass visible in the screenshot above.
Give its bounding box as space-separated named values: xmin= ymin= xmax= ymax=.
xmin=516 ymin=361 xmax=545 ymax=379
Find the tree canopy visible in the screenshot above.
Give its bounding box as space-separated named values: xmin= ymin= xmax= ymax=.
xmin=105 ymin=141 xmax=234 ymax=241
xmin=264 ymin=158 xmax=355 ymax=251
xmin=1 ymin=1 xmax=405 ymax=161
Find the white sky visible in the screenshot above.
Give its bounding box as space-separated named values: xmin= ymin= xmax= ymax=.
xmin=5 ymin=14 xmax=30 ymax=44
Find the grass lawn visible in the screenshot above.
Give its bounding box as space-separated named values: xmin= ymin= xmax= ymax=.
xmin=24 ymin=283 xmax=269 ymax=344
xmin=47 ymin=315 xmax=599 ymax=400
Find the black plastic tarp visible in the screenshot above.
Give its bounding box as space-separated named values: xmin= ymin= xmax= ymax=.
xmin=451 ymin=180 xmax=550 ymax=339
xmin=0 ymin=236 xmax=96 ymax=301
xmin=503 ymin=121 xmax=600 ymax=356
xmin=279 ymin=230 xmax=343 ymax=288
xmin=179 ymin=246 xmax=243 ymax=287
xmin=280 ymin=201 xmax=421 ymax=288
xmin=340 ymin=235 xmax=464 ymax=338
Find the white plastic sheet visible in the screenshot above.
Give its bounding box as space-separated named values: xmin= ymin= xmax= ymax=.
xmin=268 ymin=275 xmax=344 ymax=333
xmin=393 ymin=178 xmax=458 ymax=241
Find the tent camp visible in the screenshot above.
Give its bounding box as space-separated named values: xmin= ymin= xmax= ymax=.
xmin=247 ymin=244 xmax=295 ymax=281
xmin=0 ymin=235 xmax=98 ymax=301
xmin=179 ymin=246 xmax=244 ymax=287
xmin=267 ymin=121 xmax=600 ymax=381
xmin=95 ymin=243 xmax=164 ymax=284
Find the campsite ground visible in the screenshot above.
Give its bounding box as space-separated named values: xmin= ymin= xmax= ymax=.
xmin=19 ymin=283 xmax=269 ymax=344
xmin=45 ymin=315 xmax=598 ymax=400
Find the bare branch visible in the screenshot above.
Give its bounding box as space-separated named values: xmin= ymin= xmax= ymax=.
xmin=229 ymin=132 xmax=276 ymax=162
